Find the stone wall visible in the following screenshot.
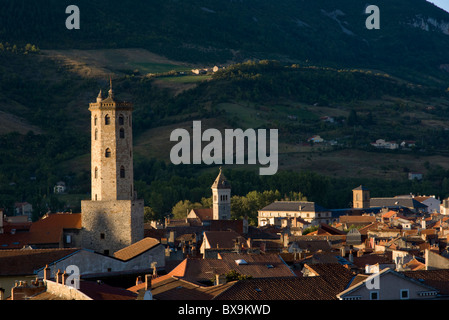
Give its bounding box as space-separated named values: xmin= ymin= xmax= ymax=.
xmin=81 ymin=199 xmax=144 ymax=254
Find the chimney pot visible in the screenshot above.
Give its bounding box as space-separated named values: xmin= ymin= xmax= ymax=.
xmin=62 ymin=271 xmax=68 ymax=285
xmin=56 ymin=269 xmax=63 ymax=284
xmin=44 ymin=264 xmax=51 ymax=280
xmin=145 ymin=274 xmax=152 ymax=291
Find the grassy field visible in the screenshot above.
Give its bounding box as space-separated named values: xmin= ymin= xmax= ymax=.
xmin=41 ymin=48 xmax=194 ymax=78
xmin=160 ymin=74 xmax=212 ymax=83
xmin=130 ymin=62 xmax=191 ymax=74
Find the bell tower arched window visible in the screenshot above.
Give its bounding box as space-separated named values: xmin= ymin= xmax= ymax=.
xmin=120 ymin=128 xmax=125 ymax=139
xmin=105 ymin=115 xmax=111 ymax=125
xmin=119 ymin=115 xmax=124 ymax=126
xmin=105 ymin=148 xmax=111 ymax=158
xmin=120 ymin=166 xmax=125 ymax=178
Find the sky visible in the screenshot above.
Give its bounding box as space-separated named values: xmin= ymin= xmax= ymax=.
xmin=427 ymin=0 xmax=449 ymax=13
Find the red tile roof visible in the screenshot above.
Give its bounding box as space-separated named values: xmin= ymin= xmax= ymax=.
xmin=30 ymin=213 xmax=81 ymax=231
xmin=402 ymin=269 xmax=449 ymax=295
xmin=148 ymin=276 xmax=234 ymax=300
xmin=203 ymin=230 xmax=246 ymax=250
xmin=190 ymin=208 xmax=213 ymax=221
xmin=113 ymin=237 xmax=160 ymax=261
xmin=213 ymin=265 xmax=354 ymax=301
xmin=0 ymin=248 xmax=80 ymax=275
xmin=0 ymin=213 xmax=81 ymax=248
xmin=128 ymin=253 xmax=295 ymax=292
xmin=78 ymin=280 xmax=138 ymax=300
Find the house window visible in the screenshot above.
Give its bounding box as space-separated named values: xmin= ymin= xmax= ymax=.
xmin=400 ymin=289 xmax=409 ymax=300
xmin=370 ymin=291 xmax=379 ymax=300
xmin=66 ymin=235 xmax=72 ymax=244
xmin=120 ymin=166 xmax=125 ymax=178
xmin=100 ymin=233 xmax=105 ymax=239
xmin=105 ymin=115 xmax=111 ymax=125
xmin=105 ymin=148 xmax=111 ymax=158
xmin=119 ymin=115 xmax=124 ymax=126
xmin=120 ymin=128 xmax=125 ymax=139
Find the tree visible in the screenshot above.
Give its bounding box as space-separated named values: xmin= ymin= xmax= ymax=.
xmin=171 ymin=200 xmax=202 ymax=219
xmin=225 ymin=270 xmax=252 ymax=282
xmin=144 ymin=206 xmax=159 ymax=222
xmin=347 ymin=109 xmax=358 ymax=126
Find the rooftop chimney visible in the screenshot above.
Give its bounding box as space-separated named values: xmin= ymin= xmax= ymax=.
xmin=247 ymin=238 xmax=253 ymax=250
xmin=145 ymin=274 xmax=152 ymax=291
xmin=62 ymin=271 xmax=68 ymax=286
xmin=56 ymin=269 xmax=63 ymax=284
xmin=215 ymin=274 xmax=227 ymax=286
xmin=44 ymin=265 xmax=51 ymax=280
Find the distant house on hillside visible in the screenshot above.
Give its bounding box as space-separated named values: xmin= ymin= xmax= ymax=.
xmin=307 ymin=135 xmax=324 ymax=143
xmin=371 ymin=139 xmax=399 ymax=150
xmin=53 ymin=181 xmax=66 ymax=194
xmin=408 ymin=172 xmax=423 ymax=181
xmin=14 ymin=202 xmax=33 ymax=220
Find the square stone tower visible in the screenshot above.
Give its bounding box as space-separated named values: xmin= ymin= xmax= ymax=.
xmin=352 ymin=185 xmax=370 ymax=209
xmin=81 ymin=81 xmax=144 ymax=255
xmin=211 ymin=167 xmax=231 ymax=220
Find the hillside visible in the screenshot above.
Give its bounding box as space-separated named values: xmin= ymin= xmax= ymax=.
xmin=1 ymin=0 xmax=449 ymax=84
xmin=1 ymin=1 xmax=449 ymax=219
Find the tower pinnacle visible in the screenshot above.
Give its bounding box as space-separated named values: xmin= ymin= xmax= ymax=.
xmin=108 ymin=77 xmax=113 ymax=97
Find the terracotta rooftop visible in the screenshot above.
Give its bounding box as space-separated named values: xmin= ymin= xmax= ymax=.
xmin=403 ymin=258 xmax=426 ymax=271
xmin=148 ymin=276 xmax=235 ymax=300
xmin=190 ymin=208 xmax=213 ymax=221
xmin=402 ymin=269 xmax=449 ymax=295
xmin=30 ymin=213 xmax=81 ymax=231
xmin=0 ymin=213 xmax=81 ymax=249
xmin=30 ymin=280 xmax=138 ymax=300
xmin=351 ymin=252 xmax=394 ymax=269
xmin=413 ymin=196 xmax=433 ymax=203
xmin=203 ymin=230 xmax=246 ymax=250
xmin=213 ymin=264 xmax=355 ymax=301
xmin=113 ymin=237 xmax=160 ymax=261
xmin=0 ymin=248 xmax=80 ymax=275
xmin=339 ymin=215 xmax=376 ymax=224
xmin=129 ymin=253 xmax=295 ymax=292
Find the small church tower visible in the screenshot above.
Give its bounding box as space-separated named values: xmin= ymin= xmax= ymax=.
xmin=352 ymin=185 xmax=370 ymax=209
xmin=81 ymin=80 xmax=144 ymax=255
xmin=211 ymin=167 xmax=231 ymax=220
